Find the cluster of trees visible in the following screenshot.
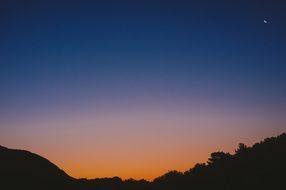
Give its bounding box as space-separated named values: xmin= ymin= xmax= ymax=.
xmin=151 ymin=133 xmax=286 ymax=190
xmin=1 ymin=133 xmax=285 ymax=190
xmin=75 ymin=133 xmax=286 ymax=190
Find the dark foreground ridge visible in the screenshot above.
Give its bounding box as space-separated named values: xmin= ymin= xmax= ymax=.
xmin=1 ymin=133 xmax=285 ymax=190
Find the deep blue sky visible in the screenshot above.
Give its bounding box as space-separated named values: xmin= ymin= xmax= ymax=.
xmin=0 ymin=0 xmax=286 ymax=179
xmin=1 ymin=0 xmax=286 ymax=114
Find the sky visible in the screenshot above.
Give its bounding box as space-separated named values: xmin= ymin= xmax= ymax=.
xmin=0 ymin=0 xmax=286 ymax=180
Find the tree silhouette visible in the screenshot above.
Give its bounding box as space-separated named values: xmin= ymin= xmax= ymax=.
xmin=1 ymin=133 xmax=285 ymax=190
xmin=207 ymin=151 xmax=231 ymax=164
xmin=235 ymin=143 xmax=248 ymax=154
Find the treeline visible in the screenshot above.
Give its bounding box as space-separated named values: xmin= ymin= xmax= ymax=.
xmin=75 ymin=133 xmax=286 ymax=190
xmin=1 ymin=133 xmax=285 ymax=190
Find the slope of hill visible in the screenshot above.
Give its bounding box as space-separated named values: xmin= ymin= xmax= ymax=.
xmin=0 ymin=133 xmax=285 ymax=190
xmin=0 ymin=145 xmax=75 ymax=190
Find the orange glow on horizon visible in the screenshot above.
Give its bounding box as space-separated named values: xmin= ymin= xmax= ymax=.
xmin=1 ymin=108 xmax=285 ymax=180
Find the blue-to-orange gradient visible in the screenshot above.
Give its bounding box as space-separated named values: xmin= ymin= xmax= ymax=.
xmin=1 ymin=1 xmax=286 ymax=180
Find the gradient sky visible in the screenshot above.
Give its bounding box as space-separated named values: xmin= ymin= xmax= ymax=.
xmin=1 ymin=0 xmax=286 ymax=180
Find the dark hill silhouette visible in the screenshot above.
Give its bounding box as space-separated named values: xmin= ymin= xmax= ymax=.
xmin=1 ymin=133 xmax=285 ymax=190
xmin=0 ymin=146 xmax=75 ymax=190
